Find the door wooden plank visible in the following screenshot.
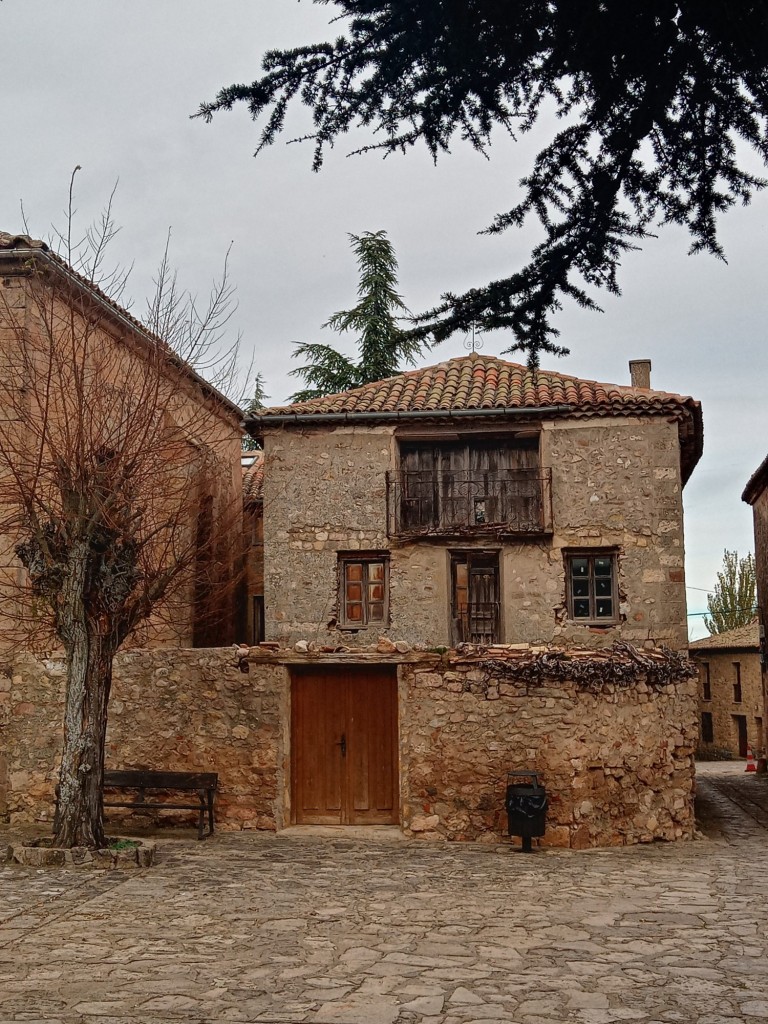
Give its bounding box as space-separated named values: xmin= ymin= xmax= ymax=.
xmin=292 ymin=671 xmax=345 ymax=824
xmin=347 ymin=669 xmax=398 ymax=824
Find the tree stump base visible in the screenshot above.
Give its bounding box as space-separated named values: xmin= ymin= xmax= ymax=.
xmin=5 ymin=837 xmax=156 ymax=869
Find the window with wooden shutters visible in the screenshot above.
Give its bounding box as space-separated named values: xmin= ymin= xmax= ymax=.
xmin=701 ymin=662 xmax=711 ymax=701
xmin=394 ymin=438 xmax=547 ymax=535
xmin=451 ymin=551 xmax=500 ymax=645
xmin=339 ymin=555 xmax=389 ymax=628
xmin=566 ymin=551 xmax=619 ymax=624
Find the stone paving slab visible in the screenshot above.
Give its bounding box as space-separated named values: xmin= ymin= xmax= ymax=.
xmin=1 ymin=767 xmax=767 ymax=1023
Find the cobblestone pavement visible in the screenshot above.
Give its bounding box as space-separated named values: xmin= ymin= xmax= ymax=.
xmin=1 ymin=763 xmax=767 ymax=1024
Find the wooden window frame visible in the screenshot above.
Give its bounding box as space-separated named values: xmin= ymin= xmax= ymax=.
xmin=733 ymin=662 xmax=742 ymax=703
xmin=397 ymin=436 xmax=543 ymax=535
xmin=338 ymin=553 xmax=390 ymax=630
xmin=565 ymin=550 xmax=619 ymax=625
xmin=450 ymin=549 xmax=501 ymax=645
xmin=701 ymin=662 xmax=712 ymax=702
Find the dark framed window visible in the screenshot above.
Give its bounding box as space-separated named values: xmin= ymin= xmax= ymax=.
xmin=733 ymin=662 xmax=742 ymax=703
xmin=450 ymin=551 xmax=500 ymax=645
xmin=251 ymin=596 xmax=265 ymax=646
xmin=566 ymin=551 xmax=618 ymax=624
xmin=701 ymin=663 xmax=711 ymax=702
xmin=701 ymin=712 xmax=714 ymax=744
xmin=339 ymin=554 xmax=389 ymax=628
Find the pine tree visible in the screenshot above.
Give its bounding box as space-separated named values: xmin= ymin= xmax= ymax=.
xmin=704 ymin=550 xmax=757 ymax=635
xmin=290 ymin=230 xmax=422 ymax=402
xmin=242 ymin=373 xmax=269 ymax=451
xmin=199 ymin=2 xmax=768 ymax=365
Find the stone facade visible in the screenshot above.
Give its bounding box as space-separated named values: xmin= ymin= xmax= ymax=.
xmin=691 ymin=639 xmax=763 ymax=758
xmin=262 ymin=416 xmax=688 ymax=650
xmin=1 ymin=645 xmax=697 ymax=848
xmin=741 ymin=459 xmax=768 ymax=758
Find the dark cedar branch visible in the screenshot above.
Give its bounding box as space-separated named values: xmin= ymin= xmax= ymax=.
xmin=198 ymin=1 xmax=768 ymax=365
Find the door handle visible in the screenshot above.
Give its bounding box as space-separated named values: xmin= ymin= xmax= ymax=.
xmin=336 ymin=733 xmax=347 ymax=757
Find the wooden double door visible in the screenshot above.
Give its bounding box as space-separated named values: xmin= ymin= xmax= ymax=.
xmin=291 ymin=666 xmax=399 ymax=825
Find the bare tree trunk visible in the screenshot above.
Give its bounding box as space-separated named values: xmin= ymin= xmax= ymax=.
xmin=53 ymin=550 xmax=117 ymax=849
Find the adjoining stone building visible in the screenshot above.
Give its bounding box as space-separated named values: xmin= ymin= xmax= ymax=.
xmin=0 ymin=231 xmax=245 ymax=648
xmin=742 ymin=458 xmax=768 ymax=757
xmin=690 ymin=621 xmax=763 ymax=758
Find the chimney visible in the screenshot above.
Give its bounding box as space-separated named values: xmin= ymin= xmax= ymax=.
xmin=629 ymin=359 xmax=651 ymax=389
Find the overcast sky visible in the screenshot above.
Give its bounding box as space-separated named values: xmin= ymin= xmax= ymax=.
xmin=2 ymin=0 xmax=765 ymax=639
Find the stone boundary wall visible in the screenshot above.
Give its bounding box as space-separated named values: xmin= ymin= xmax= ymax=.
xmin=399 ymin=653 xmax=698 ymax=847
xmin=1 ymin=649 xmax=287 ymax=832
xmin=1 ymin=645 xmax=697 ymax=848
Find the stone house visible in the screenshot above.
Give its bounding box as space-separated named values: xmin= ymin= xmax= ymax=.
xmin=221 ymin=353 xmax=703 ymax=846
xmin=742 ymin=458 xmax=768 ymax=757
xmin=690 ymin=621 xmax=763 ymax=758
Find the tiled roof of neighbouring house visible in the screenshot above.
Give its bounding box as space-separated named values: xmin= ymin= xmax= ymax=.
xmin=242 ymin=452 xmax=264 ymax=505
xmin=248 ymin=354 xmax=703 ymax=481
xmin=689 ymin=620 xmax=760 ymax=651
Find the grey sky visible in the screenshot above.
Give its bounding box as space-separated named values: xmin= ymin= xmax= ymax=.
xmin=1 ymin=0 xmax=765 ymax=639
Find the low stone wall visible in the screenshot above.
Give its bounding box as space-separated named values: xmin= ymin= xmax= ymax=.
xmin=1 ymin=649 xmax=288 ymax=832
xmin=1 ymin=644 xmax=698 ymax=848
xmin=399 ymin=649 xmax=698 ymax=847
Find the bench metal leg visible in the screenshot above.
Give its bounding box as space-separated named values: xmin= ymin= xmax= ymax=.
xmin=207 ymin=788 xmax=215 ymax=837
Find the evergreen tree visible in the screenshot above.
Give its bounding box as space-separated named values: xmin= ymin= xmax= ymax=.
xmin=242 ymin=373 xmax=269 ymax=451
xmin=290 ymin=230 xmax=422 ymax=402
xmin=704 ymin=550 xmax=757 ymax=635
xmin=199 ymin=2 xmax=768 ymax=365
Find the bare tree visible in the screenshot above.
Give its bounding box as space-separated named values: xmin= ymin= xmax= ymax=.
xmin=0 ymin=191 xmax=245 ymax=848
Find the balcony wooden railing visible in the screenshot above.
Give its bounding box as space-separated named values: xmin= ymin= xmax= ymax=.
xmin=453 ymin=601 xmax=500 ymax=645
xmin=386 ymin=467 xmax=552 ymax=537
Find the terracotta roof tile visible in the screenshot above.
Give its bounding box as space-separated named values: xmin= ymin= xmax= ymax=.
xmin=250 ymin=354 xmax=702 ymax=483
xmin=242 ymin=452 xmax=264 ymax=505
xmin=260 ymin=353 xmax=698 ymax=421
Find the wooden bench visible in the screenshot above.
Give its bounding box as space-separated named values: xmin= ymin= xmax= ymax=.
xmin=103 ymin=770 xmax=218 ymax=840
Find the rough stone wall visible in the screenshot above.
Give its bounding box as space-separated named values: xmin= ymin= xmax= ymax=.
xmin=0 ymin=659 xmax=9 ymax=819
xmin=751 ymin=488 xmax=768 ymax=754
xmin=2 ymin=649 xmax=289 ymax=832
xmin=262 ymin=416 xmax=688 ymax=650
xmin=399 ymin=655 xmax=697 ymax=847
xmin=692 ymin=649 xmax=764 ymax=757
xmin=2 ymin=647 xmax=697 ymax=848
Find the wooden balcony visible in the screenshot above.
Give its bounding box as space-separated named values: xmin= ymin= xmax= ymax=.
xmin=386 ymin=467 xmax=552 ymax=538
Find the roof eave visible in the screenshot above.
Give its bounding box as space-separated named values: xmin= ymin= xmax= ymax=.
xmin=0 ymin=246 xmax=245 ymax=426
xmin=742 ymin=453 xmax=768 ymax=505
